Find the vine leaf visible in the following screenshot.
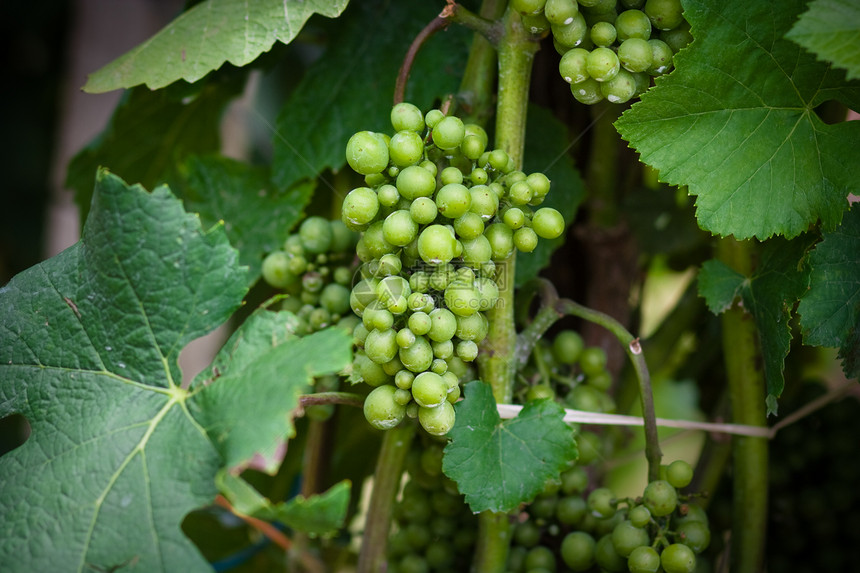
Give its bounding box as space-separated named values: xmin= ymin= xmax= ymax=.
xmin=271 ymin=0 xmax=471 ymax=191
xmin=83 ymin=0 xmax=350 ymax=93
xmin=798 ymin=208 xmax=860 ymax=378
xmin=786 ymin=0 xmax=860 ymax=81
xmin=516 ymin=105 xmax=585 ymax=287
xmin=698 ymin=237 xmax=815 ymax=414
xmin=180 ymin=155 xmax=314 ymax=285
xmin=443 ymin=381 xmax=577 ymax=514
xmin=615 ymin=0 xmax=860 ymax=240
xmin=0 ymin=169 xmax=248 ymax=572
xmin=217 ymin=471 xmax=350 ymax=536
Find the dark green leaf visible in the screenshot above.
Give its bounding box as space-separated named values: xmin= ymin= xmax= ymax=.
xmin=83 ymin=0 xmax=350 ymax=93
xmin=786 ymin=0 xmax=860 ymax=81
xmin=516 ymin=104 xmax=585 ymax=287
xmin=0 ymin=169 xmax=248 ymax=572
xmin=697 ymin=259 xmax=745 ymax=314
xmin=67 ymin=75 xmax=245 ymax=222
xmin=181 ymin=155 xmax=314 ymax=284
xmin=798 ymin=207 xmax=860 ymax=377
xmin=217 ymin=471 xmax=350 ymax=536
xmin=616 ymin=0 xmax=860 ymax=240
xmin=271 ymin=0 xmax=471 ymax=190
xmin=443 ymin=381 xmax=577 ymax=514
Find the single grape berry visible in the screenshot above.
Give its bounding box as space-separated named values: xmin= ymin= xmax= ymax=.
xmin=587 ymin=47 xmax=621 ymax=82
xmin=628 ymin=546 xmax=661 ymax=573
xmin=432 ymin=116 xmax=466 ymax=150
xmin=643 ymin=479 xmax=678 ymax=517
xmin=346 ymin=131 xmax=389 ymax=175
xmin=661 ymin=543 xmax=696 ymax=573
xmin=666 ymin=459 xmax=694 ymax=488
xmin=364 ymin=385 xmax=406 ymax=430
xmin=418 ymin=401 xmax=455 ymax=436
xmin=532 ymin=207 xmax=565 ymax=239
xmin=391 ymin=102 xmax=425 ymax=132
xmin=342 ymin=187 xmax=380 ymax=229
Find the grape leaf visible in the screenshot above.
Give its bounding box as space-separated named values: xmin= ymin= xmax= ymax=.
xmin=443 ymin=381 xmax=577 ymax=514
xmin=181 ymin=155 xmax=314 ymax=285
xmin=786 ymin=0 xmax=860 ymax=81
xmin=0 ymin=169 xmax=248 ymax=572
xmin=67 ymin=75 xmax=245 ymax=222
xmin=271 ymin=0 xmax=471 ymax=190
xmin=615 ymin=0 xmax=860 ymax=240
xmin=83 ymin=0 xmax=350 ymax=93
xmin=798 ymin=207 xmax=860 ymax=378
xmin=698 ymin=237 xmax=815 ymax=413
xmin=216 ymin=471 xmax=350 ymax=536
xmin=516 ymin=104 xmax=585 ymax=287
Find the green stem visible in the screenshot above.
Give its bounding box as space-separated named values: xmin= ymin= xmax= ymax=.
xmin=473 ymin=7 xmax=538 ymax=572
xmin=455 ymin=0 xmax=506 ymax=123
xmin=356 ymin=422 xmax=416 ymax=573
xmin=716 ymin=238 xmax=767 ymax=573
xmin=584 ymin=101 xmax=623 ymax=227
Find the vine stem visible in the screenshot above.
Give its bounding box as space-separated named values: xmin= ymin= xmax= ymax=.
xmin=717 ymin=237 xmax=767 ymax=573
xmin=473 ymin=6 xmax=538 ymax=573
xmin=356 ymin=422 xmax=416 ymax=573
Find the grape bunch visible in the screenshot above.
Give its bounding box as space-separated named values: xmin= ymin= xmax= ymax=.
xmin=512 ymin=0 xmax=693 ymax=105
xmin=261 ymin=216 xmax=360 ymax=336
xmin=345 ymin=102 xmax=566 ymax=436
xmin=520 ymin=329 xmax=617 ymax=414
xmin=508 ymin=455 xmax=710 ymax=573
xmin=386 ymin=442 xmax=478 ymax=573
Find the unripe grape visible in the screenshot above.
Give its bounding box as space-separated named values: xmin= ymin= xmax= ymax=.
xmin=647 ymin=38 xmax=674 ymax=75
xmin=364 ymin=385 xmax=406 ymax=430
xmin=618 ymin=38 xmax=653 ymax=73
xmin=601 ymin=68 xmax=638 ymax=104
xmin=552 ymin=13 xmax=588 ymax=48
xmin=417 ymin=224 xmax=456 ymax=264
xmin=661 ymin=543 xmax=696 ymax=573
xmin=460 ymin=134 xmax=485 ymax=160
xmin=514 ymin=227 xmax=539 ymax=252
xmin=262 ymin=251 xmax=297 ymax=288
xmin=440 ymin=166 xmax=464 ymax=186
xmin=391 ymin=102 xmax=425 ymax=132
xmin=628 ymin=546 xmax=661 ymax=573
xmin=594 ymin=533 xmax=627 ymax=572
xmin=571 ymin=78 xmax=605 ymax=104
xmin=454 ymin=212 xmax=485 ymax=240
xmin=591 ymin=21 xmax=617 ymax=47
xmin=428 ymin=308 xmax=458 ymax=342
xmin=587 ymin=487 xmax=617 ymax=518
xmin=461 ymin=235 xmax=493 ymax=268
xmin=342 ymin=187 xmax=380 ymax=228
xmin=470 ymin=167 xmax=489 ymax=185
xmin=532 ymin=207 xmax=565 ymax=238
xmin=524 ymin=545 xmax=556 ymax=572
xmin=418 ymin=401 xmax=456 ymax=436
xmin=395 ymin=369 xmax=414 ymax=390
xmin=456 ymin=339 xmax=479 ymax=362
xmin=545 ymin=0 xmax=579 ymax=25
xmin=346 ymin=131 xmax=389 ymax=175
xmin=616 ymin=9 xmax=652 ymax=40
xmin=559 ymin=48 xmax=591 ymax=84
xmin=432 ymin=116 xmax=466 ymax=150
xmin=411 ymin=372 xmax=449 ymax=408
xmin=643 ymin=479 xmax=678 ymax=517
xmin=628 ymin=505 xmax=652 ymax=528
xmin=587 ymin=47 xmax=621 ymax=82
xmin=424 ymin=108 xmax=444 ymax=128
xmin=676 ymin=520 xmax=710 ymax=553
xmin=611 ymin=521 xmax=650 ymax=557
xmin=377 ymin=183 xmax=400 ymax=208
xmin=561 ymin=531 xmax=596 ymax=571
xmin=644 ymin=0 xmax=684 ymax=31
xmin=666 ymin=459 xmax=694 ymax=488
xmin=436 ymin=183 xmax=472 ymax=219
xmin=488 ymin=149 xmax=510 ymax=171
xmin=444 ymin=281 xmax=481 ymax=317
xmin=469 ymin=185 xmax=500 ymax=220
xmin=400 ymin=335 xmax=434 ymax=373
xmin=553 ymin=330 xmax=584 ymax=364
xmin=579 ymin=346 xmax=608 ymax=375
xmin=396 ymin=165 xmax=436 ymax=200
xmin=319 ymin=283 xmax=351 ymax=315
xmin=389 ymin=130 xmax=424 ymax=167
xmin=660 ymin=21 xmax=692 ymax=53
xmin=484 ymin=223 xmax=515 ymax=260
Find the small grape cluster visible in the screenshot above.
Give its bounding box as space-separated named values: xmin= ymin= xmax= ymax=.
xmin=345 ymin=102 xmax=566 ymax=436
xmin=512 ymin=0 xmax=693 ymax=105
xmin=386 ymin=443 xmax=478 ymax=573
xmin=520 ymin=329 xmax=617 ymax=414
xmin=261 ymin=216 xmax=360 ymax=336
xmin=508 ymin=454 xmax=710 ymax=573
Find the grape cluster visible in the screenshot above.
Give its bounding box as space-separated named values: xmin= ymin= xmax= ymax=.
xmin=386 ymin=442 xmax=478 ymax=573
xmin=512 ymin=0 xmax=693 ymax=105
xmin=346 ymin=102 xmax=565 ymax=436
xmin=520 ymin=329 xmax=617 ymax=414
xmin=508 ymin=450 xmax=710 ymax=573
xmin=261 ymin=216 xmax=360 ymax=335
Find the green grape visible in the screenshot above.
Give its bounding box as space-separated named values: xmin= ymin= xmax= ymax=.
xmin=364 ymin=385 xmax=406 ymax=430
xmin=591 ymin=21 xmax=617 ymax=47
xmin=396 ymin=165 xmax=436 ymax=200
xmin=561 ymin=466 xmax=589 ymax=494
xmin=262 ymin=251 xmax=297 ymax=288
xmin=432 ymin=116 xmax=466 ymax=150
xmin=576 ymin=430 xmax=602 ymax=464
xmin=508 ymin=180 xmax=534 ymax=206
xmin=524 ymin=546 xmax=556 ymax=572
xmin=676 ymin=520 xmax=710 ymax=553
xmin=400 ymin=335 xmax=434 ymax=373
xmin=484 ymin=224 xmax=514 ymax=260
xmin=365 ymin=328 xmax=398 ymax=364
xmin=571 ymin=77 xmax=605 ymax=104
xmin=647 ymin=38 xmax=674 ymax=75
xmin=424 ymin=108 xmax=444 ymax=128
xmin=342 ymin=187 xmax=380 ymax=229
xmin=475 ymin=277 xmax=500 ymax=311
xmin=425 ymin=540 xmax=455 ymax=570
xmin=383 ymin=209 xmax=419 ymax=246
xmin=430 ymin=358 xmax=448 ymax=375
xmin=470 ymin=167 xmax=489 ymax=185
xmin=418 ymin=224 xmax=456 ymax=264
xmin=666 ymin=459 xmax=693 ymax=488
xmin=440 ymin=166 xmax=464 ymax=186
xmin=388 ymin=130 xmax=425 ymax=168
xmin=561 ymin=531 xmax=596 ymax=571
xmin=660 ymin=543 xmax=695 ymax=573
xmin=660 ymin=20 xmax=692 ymax=53
xmin=587 ymin=487 xmax=617 ymax=518
xmin=408 ymin=311 xmax=432 ymax=336
xmin=586 ymin=47 xmax=620 ymax=82
xmin=396 ymin=327 xmax=417 ymax=349
xmin=615 ymin=9 xmax=652 ymax=40
xmin=319 ymin=283 xmax=351 ymax=315
xmin=462 ymin=235 xmax=493 ymax=267
xmin=409 ymin=197 xmax=438 ymax=225
xmin=428 ymin=308 xmax=457 ymax=342
xmin=391 ymin=102 xmax=425 ymax=132
xmin=395 ymin=369 xmax=415 ymax=390
xmin=503 ymin=207 xmax=526 ymax=229
xmin=400 ymin=553 xmax=428 ymax=573
xmin=532 ymin=207 xmax=565 ymax=239
xmin=601 ymin=68 xmax=638 ymax=104
xmin=418 ymin=401 xmax=455 ymax=436
xmin=454 ymin=212 xmax=486 ymax=240
xmin=556 ymin=495 xmax=587 ymax=526
xmin=456 ymin=311 xmax=488 ymax=341
xmin=627 ymin=546 xmax=661 ymax=573
xmin=460 ymin=135 xmax=486 ymax=160
xmin=552 ymin=12 xmax=588 ymax=48
xmin=488 ymin=148 xmax=510 ymax=171
xmin=545 ymin=0 xmax=579 ymax=25
xmin=628 ymin=504 xmax=651 ymax=528
xmin=346 ymin=131 xmax=389 ymax=175
xmin=383 ymin=356 xmax=404 ymax=376
xmin=513 ymin=520 xmax=542 ymax=548
xmin=469 ymin=185 xmax=500 ymax=220
xmin=552 ymin=330 xmax=584 ymax=364
xmin=514 ymin=227 xmax=539 ymax=253
xmin=411 ymin=372 xmax=449 ymax=408
xmin=456 ymin=339 xmax=479 ymax=362
xmin=569 ymin=384 xmax=605 ymax=412
xmin=579 ymin=346 xmax=608 ymax=375
xmin=330 ymin=220 xmax=356 ymax=252
xmin=444 ymin=281 xmax=481 ymax=317
xmin=527 ymin=172 xmax=551 ymax=199
xmin=611 ymin=521 xmax=650 ymax=557
xmin=643 ymin=480 xmax=678 ymax=517
xmin=622 ymin=0 xmax=646 ymax=8
xmin=363 ymin=221 xmax=396 ymax=259
xmin=298 ymin=216 xmax=333 ymax=255
xmin=436 ymin=183 xmax=472 ymax=219
xmin=302 ymin=272 xmax=324 ymax=293
xmin=594 ymin=534 xmax=627 ymax=572
xmin=644 ymin=0 xmax=684 ymax=30
xmin=393 ymin=387 xmax=413 ymax=406
xmin=672 ymin=502 xmax=708 ymax=526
